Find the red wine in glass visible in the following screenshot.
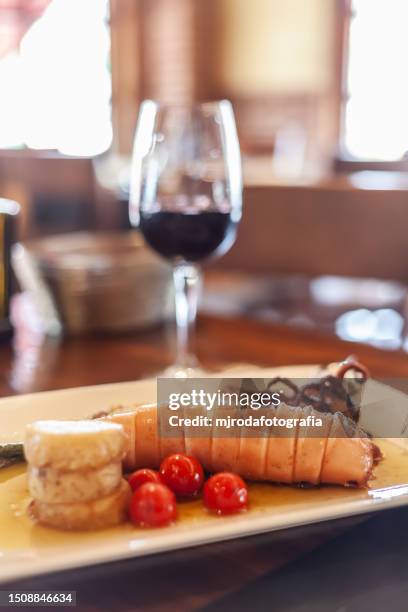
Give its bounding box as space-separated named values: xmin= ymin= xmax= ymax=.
xmin=139 ymin=210 xmax=237 ymax=263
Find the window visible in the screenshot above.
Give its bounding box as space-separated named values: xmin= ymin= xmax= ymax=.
xmin=0 ymin=0 xmax=112 ymax=156
xmin=343 ymin=0 xmax=408 ymax=161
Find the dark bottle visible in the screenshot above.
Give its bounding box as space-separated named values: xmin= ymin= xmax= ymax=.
xmin=0 ymin=199 xmax=20 ymax=339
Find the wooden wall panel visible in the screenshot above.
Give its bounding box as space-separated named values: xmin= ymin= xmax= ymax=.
xmin=108 ymin=0 xmax=344 ymax=158
xmin=110 ymin=0 xmax=141 ymax=154
xmin=214 ymin=184 xmax=408 ymax=283
xmin=139 ymin=0 xmax=196 ymax=103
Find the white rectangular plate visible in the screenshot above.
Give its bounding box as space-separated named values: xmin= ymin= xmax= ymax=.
xmin=1 ymin=365 xmax=408 ymax=584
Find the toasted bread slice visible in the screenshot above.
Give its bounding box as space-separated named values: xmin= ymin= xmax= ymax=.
xmin=25 ymin=420 xmax=126 ymax=471
xmin=28 ymin=461 xmax=122 ymax=504
xmin=30 ymin=478 xmax=131 ymax=530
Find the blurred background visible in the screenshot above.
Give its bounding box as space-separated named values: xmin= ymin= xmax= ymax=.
xmin=1 ymin=0 xmax=408 ymax=352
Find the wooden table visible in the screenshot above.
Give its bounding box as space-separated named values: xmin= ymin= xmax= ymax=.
xmin=2 ymin=312 xmax=408 ymax=610
xmin=5 ymin=311 xmax=408 ymax=396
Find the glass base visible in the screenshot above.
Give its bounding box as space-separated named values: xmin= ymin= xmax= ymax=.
xmin=161 ymin=361 xmax=205 ymax=378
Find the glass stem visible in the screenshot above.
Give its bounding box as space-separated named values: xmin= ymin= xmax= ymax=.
xmin=173 ymin=263 xmax=200 ymax=368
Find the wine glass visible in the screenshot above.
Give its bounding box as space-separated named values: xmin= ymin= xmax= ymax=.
xmin=129 ymin=100 xmax=242 ymax=377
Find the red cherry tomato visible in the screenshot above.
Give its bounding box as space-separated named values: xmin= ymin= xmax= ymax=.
xmin=160 ymin=454 xmax=204 ymax=497
xmin=203 ymin=472 xmax=248 ymax=515
xmin=128 ymin=468 xmax=163 ymax=492
xmin=129 ymin=483 xmax=177 ymax=528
